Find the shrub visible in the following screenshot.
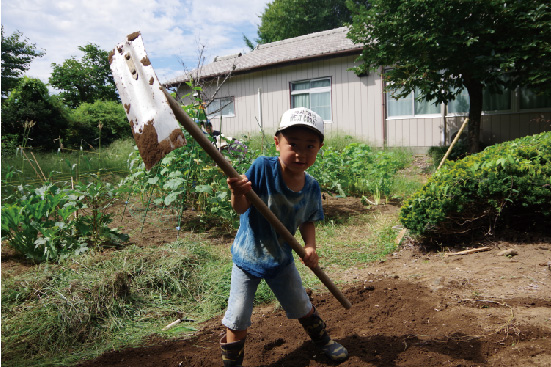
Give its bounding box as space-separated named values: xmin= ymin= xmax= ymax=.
xmin=68 ymin=100 xmax=131 ymax=148
xmin=400 ymin=132 xmax=551 ymax=241
xmin=428 ymin=139 xmax=488 ymax=169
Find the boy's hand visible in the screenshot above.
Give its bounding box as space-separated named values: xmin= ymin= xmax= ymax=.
xmin=227 ymin=175 xmax=252 ymax=214
xmin=301 ymin=246 xmax=319 ymax=268
xmin=227 ymin=175 xmax=252 ymax=196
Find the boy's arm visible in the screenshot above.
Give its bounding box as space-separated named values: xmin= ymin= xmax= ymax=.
xmin=299 ymin=221 xmax=319 ymax=268
xmin=227 ymin=175 xmax=252 ymax=214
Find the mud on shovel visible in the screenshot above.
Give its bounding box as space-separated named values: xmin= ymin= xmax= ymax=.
xmin=109 ymin=32 xmax=351 ymax=309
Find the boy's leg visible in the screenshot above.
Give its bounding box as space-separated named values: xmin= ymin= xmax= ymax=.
xmin=226 ymin=328 xmax=247 ymax=343
xmin=265 ymin=261 xmax=312 ymax=318
xmin=221 ymin=264 xmax=260 ymax=366
xmin=299 ymin=307 xmax=349 ymax=362
xmin=267 ymin=262 xmax=348 ymax=362
xmin=220 ymin=334 xmax=246 ymax=367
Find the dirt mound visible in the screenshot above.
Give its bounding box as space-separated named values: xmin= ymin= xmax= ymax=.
xmin=75 ymin=242 xmax=551 ymax=367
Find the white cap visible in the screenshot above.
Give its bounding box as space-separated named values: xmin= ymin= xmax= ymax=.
xmin=276 ymin=107 xmax=324 ymax=141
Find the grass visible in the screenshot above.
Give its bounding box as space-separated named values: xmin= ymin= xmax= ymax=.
xmin=1 ymin=240 xmax=231 ymax=366
xmin=1 ymin=138 xmax=135 ymax=199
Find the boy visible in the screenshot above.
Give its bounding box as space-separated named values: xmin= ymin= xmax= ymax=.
xmin=221 ymin=107 xmax=348 ymax=366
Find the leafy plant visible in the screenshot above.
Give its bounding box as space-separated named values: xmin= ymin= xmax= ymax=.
xmin=119 ymin=86 xmax=255 ymax=230
xmin=1 ymin=77 xmax=71 ymax=150
xmin=309 ymin=143 xmax=409 ymax=198
xmin=1 ymin=183 xmax=83 ymax=261
xmin=1 ymin=179 xmax=127 ymax=262
xmin=400 ymin=131 xmax=551 ymax=241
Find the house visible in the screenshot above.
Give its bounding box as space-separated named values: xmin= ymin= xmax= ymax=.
xmin=164 ymin=27 xmax=551 ymax=153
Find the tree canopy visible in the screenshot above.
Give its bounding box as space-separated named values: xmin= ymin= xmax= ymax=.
xmin=49 ymin=44 xmax=119 ymax=108
xmin=347 ymin=0 xmax=551 ymax=153
xmin=256 ymin=0 xmax=365 ymax=44
xmin=1 ymin=27 xmax=45 ymax=99
xmin=2 ymin=77 xmax=70 ymax=150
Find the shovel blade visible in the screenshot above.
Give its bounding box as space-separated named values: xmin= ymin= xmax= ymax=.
xmin=109 ymin=32 xmax=186 ymax=170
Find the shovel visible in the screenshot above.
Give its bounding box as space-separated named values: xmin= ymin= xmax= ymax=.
xmin=110 ymin=32 xmax=351 ymax=309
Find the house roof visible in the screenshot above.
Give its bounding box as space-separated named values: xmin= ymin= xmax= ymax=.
xmin=164 ymin=27 xmax=363 ymax=87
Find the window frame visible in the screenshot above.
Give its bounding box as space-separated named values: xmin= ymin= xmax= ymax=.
xmin=387 ymin=85 xmax=551 ymax=120
xmin=385 ymin=87 xmax=442 ymax=119
xmin=290 ymin=77 xmax=332 ymax=122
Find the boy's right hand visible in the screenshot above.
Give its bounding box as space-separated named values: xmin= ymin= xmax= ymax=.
xmin=227 ymin=175 xmax=252 ymax=197
xmin=228 ymin=175 xmax=252 ymax=214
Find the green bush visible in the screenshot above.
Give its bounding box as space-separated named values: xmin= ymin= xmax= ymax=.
xmin=428 ymin=139 xmax=488 ymax=169
xmin=69 ymin=100 xmax=131 ymax=148
xmin=119 ymin=128 xmax=253 ymax=231
xmin=400 ymin=132 xmax=551 ymax=241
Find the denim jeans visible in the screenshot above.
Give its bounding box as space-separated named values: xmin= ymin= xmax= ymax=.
xmin=222 ymin=262 xmax=312 ymax=331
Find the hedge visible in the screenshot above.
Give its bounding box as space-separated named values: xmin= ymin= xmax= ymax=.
xmin=400 ymin=131 xmax=551 ymax=241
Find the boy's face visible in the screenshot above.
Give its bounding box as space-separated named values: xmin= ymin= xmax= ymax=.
xmin=275 ymin=127 xmax=323 ymax=176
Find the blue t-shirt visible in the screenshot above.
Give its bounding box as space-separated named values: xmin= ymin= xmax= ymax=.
xmin=231 ymin=156 xmax=324 ymax=278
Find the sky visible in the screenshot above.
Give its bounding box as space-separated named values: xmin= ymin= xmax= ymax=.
xmin=1 ymin=0 xmax=272 ymax=87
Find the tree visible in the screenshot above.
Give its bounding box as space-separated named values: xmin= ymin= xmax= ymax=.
xmin=49 ymin=44 xmax=119 ymax=108
xmin=347 ymin=0 xmax=551 ymax=153
xmin=1 ymin=77 xmax=70 ymax=150
xmin=1 ymin=27 xmax=45 ymax=99
xmin=256 ymin=0 xmax=365 ymax=44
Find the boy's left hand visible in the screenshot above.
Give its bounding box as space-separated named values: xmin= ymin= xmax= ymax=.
xmin=301 ymin=246 xmax=319 ymax=268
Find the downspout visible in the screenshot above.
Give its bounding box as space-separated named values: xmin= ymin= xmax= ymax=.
xmin=441 ymin=103 xmax=447 ymax=146
xmin=381 ymin=67 xmax=387 ymax=148
xmin=257 ymin=88 xmax=263 ymax=131
xmin=258 ymin=88 xmax=264 ymax=153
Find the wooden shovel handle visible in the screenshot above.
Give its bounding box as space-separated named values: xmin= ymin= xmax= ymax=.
xmin=163 ymin=89 xmax=351 ymax=309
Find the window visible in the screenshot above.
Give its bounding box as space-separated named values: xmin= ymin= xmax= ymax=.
xmin=448 ymin=85 xmax=526 ymax=114
xmin=520 ymin=87 xmax=551 ymax=110
xmin=447 ymin=88 xmax=469 ymax=113
xmin=290 ymin=78 xmax=331 ymax=120
xmin=482 ymin=86 xmax=511 ymax=111
xmin=386 ymin=88 xmax=440 ymax=117
xmin=206 ymin=97 xmax=235 ymax=117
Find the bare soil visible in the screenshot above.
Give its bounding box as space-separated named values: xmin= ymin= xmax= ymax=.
xmin=2 ymin=157 xmax=550 ymax=366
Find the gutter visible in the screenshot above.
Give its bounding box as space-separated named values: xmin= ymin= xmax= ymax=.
xmin=381 ymin=66 xmax=387 ymax=148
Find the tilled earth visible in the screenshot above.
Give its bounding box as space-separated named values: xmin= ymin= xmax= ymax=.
xmin=73 ymin=196 xmax=551 ymax=367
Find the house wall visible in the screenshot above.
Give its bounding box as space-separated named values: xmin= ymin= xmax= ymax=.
xmin=446 ymin=112 xmax=551 ymax=146
xmin=386 ymin=117 xmax=444 ymax=149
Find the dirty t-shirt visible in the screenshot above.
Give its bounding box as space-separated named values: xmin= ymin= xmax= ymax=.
xmin=231 ymin=156 xmax=324 ymax=278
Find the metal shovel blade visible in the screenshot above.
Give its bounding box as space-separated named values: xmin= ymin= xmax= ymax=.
xmin=109 ymin=32 xmax=186 ymax=170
